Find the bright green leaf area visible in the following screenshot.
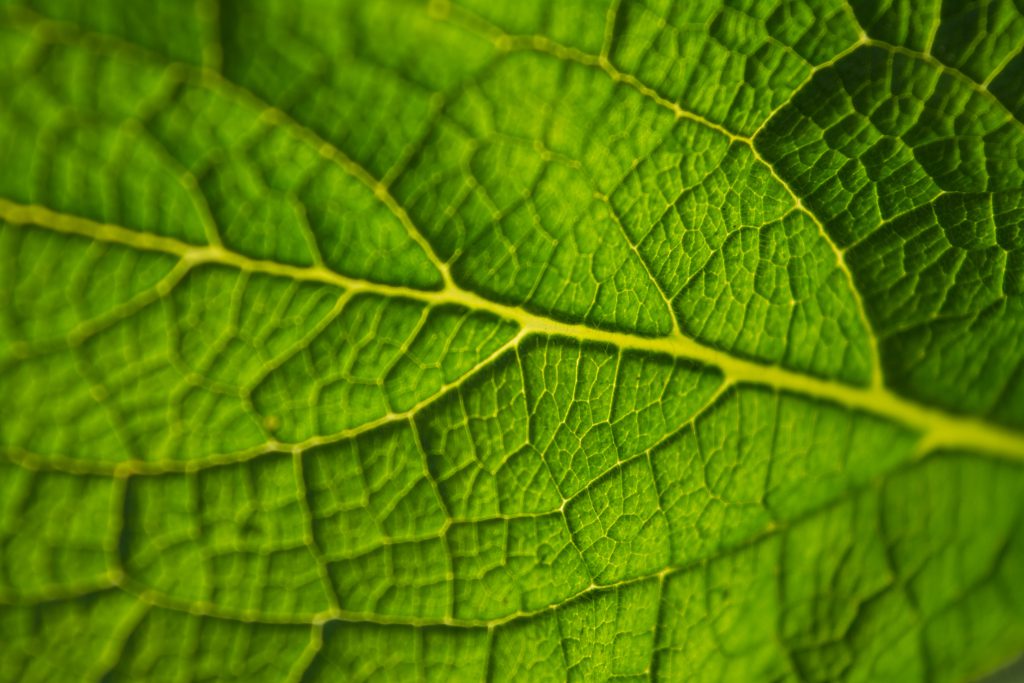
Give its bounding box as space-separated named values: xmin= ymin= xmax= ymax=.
xmin=1 ymin=0 xmax=1024 ymax=681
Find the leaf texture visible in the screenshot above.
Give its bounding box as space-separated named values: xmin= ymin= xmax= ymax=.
xmin=1 ymin=0 xmax=1023 ymax=681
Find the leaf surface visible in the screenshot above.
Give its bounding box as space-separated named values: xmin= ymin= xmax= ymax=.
xmin=1 ymin=1 xmax=1023 ymax=681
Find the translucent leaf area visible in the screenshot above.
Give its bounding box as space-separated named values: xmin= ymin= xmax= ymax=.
xmin=1 ymin=1 xmax=1023 ymax=681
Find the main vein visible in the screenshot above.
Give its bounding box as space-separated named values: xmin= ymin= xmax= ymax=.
xmin=3 ymin=198 xmax=1022 ymax=461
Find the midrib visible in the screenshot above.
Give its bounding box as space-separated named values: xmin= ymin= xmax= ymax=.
xmin=3 ymin=197 xmax=1023 ymax=461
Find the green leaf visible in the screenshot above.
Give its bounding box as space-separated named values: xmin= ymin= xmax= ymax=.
xmin=1 ymin=1 xmax=1023 ymax=681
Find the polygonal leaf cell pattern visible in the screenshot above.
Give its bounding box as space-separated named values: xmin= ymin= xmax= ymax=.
xmin=1 ymin=0 xmax=1023 ymax=681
